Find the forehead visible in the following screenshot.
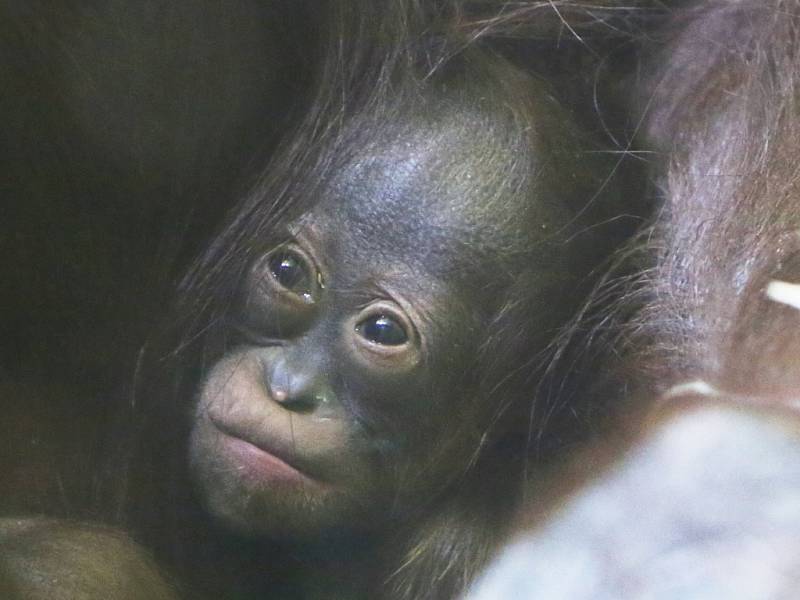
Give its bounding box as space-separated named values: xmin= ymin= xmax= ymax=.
xmin=307 ymin=111 xmax=537 ymax=281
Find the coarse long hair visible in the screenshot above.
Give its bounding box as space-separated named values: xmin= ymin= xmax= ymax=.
xmin=619 ymin=0 xmax=800 ymax=397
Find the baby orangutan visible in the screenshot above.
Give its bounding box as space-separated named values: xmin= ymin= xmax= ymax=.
xmin=171 ymin=51 xmax=628 ymax=600
xmin=1 ymin=2 xmax=640 ymax=599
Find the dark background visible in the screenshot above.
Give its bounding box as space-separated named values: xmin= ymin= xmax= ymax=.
xmin=0 ymin=1 xmax=313 ymax=515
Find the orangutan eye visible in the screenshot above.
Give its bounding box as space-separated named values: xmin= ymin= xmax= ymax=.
xmin=356 ymin=314 xmax=408 ymax=346
xmin=268 ymin=249 xmax=316 ymax=302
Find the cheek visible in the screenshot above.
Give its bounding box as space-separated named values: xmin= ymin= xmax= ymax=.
xmin=361 ymin=375 xmax=485 ymax=501
xmin=348 ymin=354 xmax=466 ymax=428
xmin=186 ymin=351 xmax=395 ymax=537
xmin=406 ymin=362 xmax=491 ymax=482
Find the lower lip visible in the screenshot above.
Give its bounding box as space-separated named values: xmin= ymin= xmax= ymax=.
xmin=219 ymin=432 xmax=312 ymax=484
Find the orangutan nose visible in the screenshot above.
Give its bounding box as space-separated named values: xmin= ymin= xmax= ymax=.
xmin=265 ymin=352 xmax=336 ymax=415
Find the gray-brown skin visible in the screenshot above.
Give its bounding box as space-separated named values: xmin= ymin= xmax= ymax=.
xmin=189 ymin=84 xmax=579 ymax=544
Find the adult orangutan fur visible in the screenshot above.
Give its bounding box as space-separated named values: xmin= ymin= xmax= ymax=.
xmin=469 ymin=1 xmax=800 ymax=597
xmin=630 ymin=0 xmax=800 ymax=395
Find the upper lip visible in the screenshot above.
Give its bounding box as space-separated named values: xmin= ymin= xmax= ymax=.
xmin=209 ymin=413 xmax=318 ymax=478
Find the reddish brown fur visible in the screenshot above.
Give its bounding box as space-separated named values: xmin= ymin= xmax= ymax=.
xmin=469 ymin=3 xmax=800 ymax=596
xmin=635 ymin=0 xmax=800 ymax=399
